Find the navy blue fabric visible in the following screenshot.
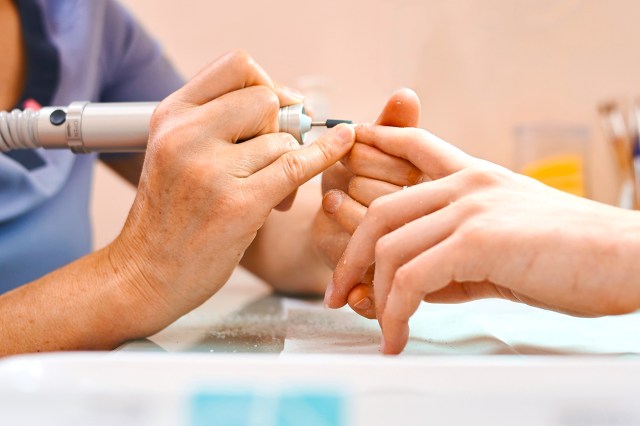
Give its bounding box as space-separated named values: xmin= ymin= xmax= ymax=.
xmin=0 ymin=0 xmax=184 ymax=292
xmin=2 ymin=0 xmax=60 ymax=171
xmin=16 ymin=0 xmax=60 ymax=108
xmin=3 ymin=151 xmax=46 ymax=171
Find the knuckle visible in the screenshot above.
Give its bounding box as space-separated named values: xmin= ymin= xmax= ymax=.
xmin=150 ymin=101 xmax=171 ymax=125
xmin=457 ymin=220 xmax=487 ymax=246
xmin=368 ymin=196 xmax=391 ymax=217
xmin=462 ymin=162 xmax=504 ymax=186
xmin=275 ymin=132 xmax=300 ymax=151
xmin=454 ymin=193 xmax=485 ymax=216
xmin=149 ymin=101 xmax=184 ymax=142
xmin=393 ymin=266 xmax=413 ymax=292
xmin=149 ymin=131 xmax=175 ymax=164
xmin=226 ymin=48 xmax=253 ymax=70
xmin=315 ymin=137 xmax=336 ymax=164
xmin=281 ymin=152 xmax=308 ymax=183
xmin=262 ymin=88 xmax=281 ymax=114
xmin=148 ymin=122 xmax=186 ymax=164
xmin=374 ymin=234 xmax=394 ymax=260
xmin=252 ymin=84 xmax=279 ymax=105
xmin=249 ymin=86 xmax=280 ymax=126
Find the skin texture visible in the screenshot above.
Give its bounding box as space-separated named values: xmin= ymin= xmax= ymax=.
xmin=95 ymin=74 xmax=327 ymax=297
xmin=324 ymin=92 xmax=640 ymax=355
xmin=2 ymin=0 xmax=342 ymax=344
xmin=0 ymin=50 xmax=356 ymax=355
xmin=1 ymin=2 xmax=344 ymax=352
xmin=312 ymin=89 xmax=422 ymax=318
xmin=2 ymin=5 xmax=332 ymax=298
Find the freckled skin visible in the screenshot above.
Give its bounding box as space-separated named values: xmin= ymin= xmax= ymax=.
xmin=0 ymin=51 xmax=356 ymax=355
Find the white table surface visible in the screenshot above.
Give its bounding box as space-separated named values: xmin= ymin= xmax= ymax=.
xmin=2 ymin=267 xmax=640 ymax=426
xmin=121 ymin=267 xmax=640 ymax=357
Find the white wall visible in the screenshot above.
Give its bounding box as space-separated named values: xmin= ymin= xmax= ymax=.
xmin=92 ymin=0 xmax=640 ymax=248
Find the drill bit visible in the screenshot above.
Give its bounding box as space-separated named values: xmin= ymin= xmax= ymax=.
xmin=311 ymin=119 xmax=353 ymax=128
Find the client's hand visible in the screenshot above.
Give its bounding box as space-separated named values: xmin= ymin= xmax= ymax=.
xmin=311 ymin=89 xmax=422 ymax=318
xmin=326 ymin=124 xmax=640 ymax=354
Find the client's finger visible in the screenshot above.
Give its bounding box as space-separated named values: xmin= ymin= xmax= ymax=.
xmin=375 ymin=88 xmax=421 ymax=127
xmin=348 ymin=176 xmax=401 ymax=207
xmin=347 ymin=283 xmax=377 ymax=319
xmin=343 ymin=143 xmax=422 ymax=186
xmin=322 ymin=190 xmax=367 ymax=235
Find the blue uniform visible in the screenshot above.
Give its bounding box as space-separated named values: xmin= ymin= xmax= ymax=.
xmin=0 ymin=0 xmax=183 ymax=292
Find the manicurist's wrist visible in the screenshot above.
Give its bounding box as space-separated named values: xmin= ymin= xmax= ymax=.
xmin=100 ymin=237 xmax=179 ymax=343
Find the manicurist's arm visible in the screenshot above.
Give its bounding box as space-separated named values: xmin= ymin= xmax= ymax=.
xmin=0 ymin=50 xmax=355 ymax=356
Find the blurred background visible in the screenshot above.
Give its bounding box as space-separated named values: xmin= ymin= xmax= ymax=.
xmin=93 ymin=0 xmax=640 ymax=248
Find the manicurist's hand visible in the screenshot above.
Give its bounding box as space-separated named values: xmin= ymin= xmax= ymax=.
xmin=0 ymin=50 xmax=354 ymax=355
xmin=313 ymin=89 xmax=422 ymax=318
xmin=112 ymin=50 xmax=356 ymax=330
xmin=325 ymin=124 xmax=640 ymax=355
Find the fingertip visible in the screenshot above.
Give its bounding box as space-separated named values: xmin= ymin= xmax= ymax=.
xmin=327 ymin=123 xmax=355 ymax=148
xmin=324 ymin=279 xmax=345 ymax=309
xmin=387 ymin=88 xmax=420 ymax=111
xmin=381 ymin=340 xmax=400 ymax=355
xmin=322 ymin=189 xmax=344 ymax=215
xmin=347 ymin=283 xmax=377 ymax=319
xmin=393 ymin=87 xmax=419 ymax=102
xmin=323 ymin=279 xmax=335 ymax=307
xmin=380 ymin=320 xmax=410 ymax=355
xmin=288 ymin=123 xmax=355 ymax=185
xmin=376 ymin=87 xmax=422 ymax=128
xmin=325 ymin=271 xmax=354 ymax=309
xmin=381 ymin=337 xmax=403 ymax=355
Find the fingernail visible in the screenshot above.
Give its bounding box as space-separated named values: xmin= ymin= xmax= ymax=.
xmin=324 ymin=279 xmax=335 ymax=307
xmin=329 ymin=123 xmax=355 ymax=146
xmin=354 ymin=297 xmax=371 ymax=310
xmin=322 ymin=190 xmax=343 ymax=215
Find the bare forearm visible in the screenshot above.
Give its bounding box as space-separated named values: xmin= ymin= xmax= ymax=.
xmin=0 ymin=244 xmax=165 ymax=356
xmin=241 ymin=181 xmax=331 ymax=295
